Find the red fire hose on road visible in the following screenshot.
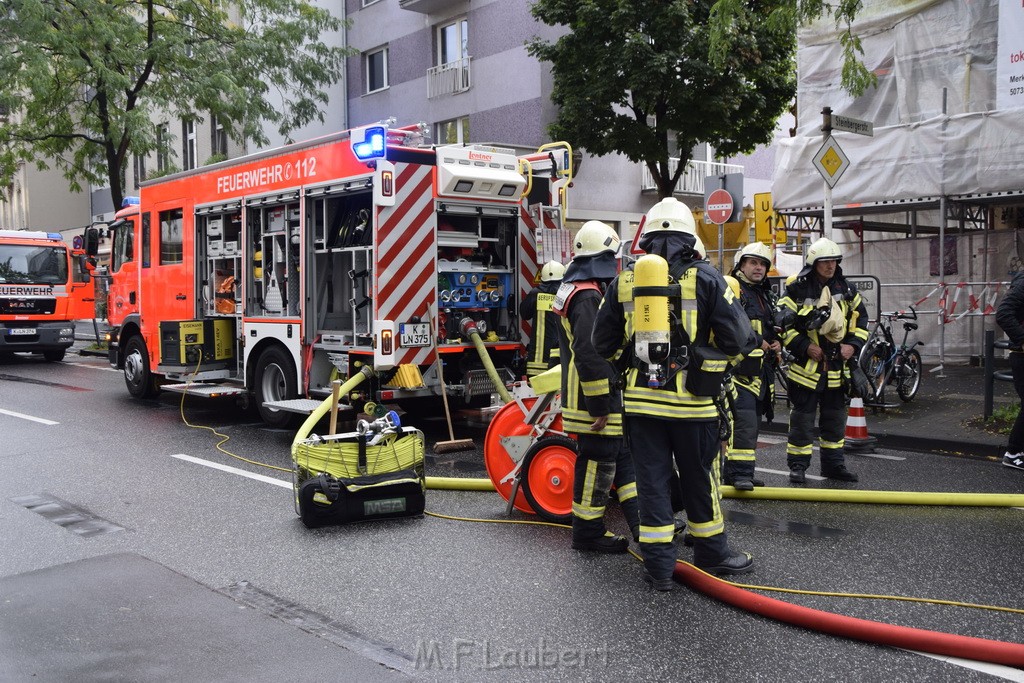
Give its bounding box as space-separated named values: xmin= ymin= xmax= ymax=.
xmin=675 ymin=561 xmax=1024 ymax=668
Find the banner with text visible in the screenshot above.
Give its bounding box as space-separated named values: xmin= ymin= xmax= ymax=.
xmin=998 ymin=0 xmax=1024 ymax=111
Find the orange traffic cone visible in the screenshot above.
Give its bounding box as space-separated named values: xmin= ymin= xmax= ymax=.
xmin=845 ymin=397 xmax=876 ymax=452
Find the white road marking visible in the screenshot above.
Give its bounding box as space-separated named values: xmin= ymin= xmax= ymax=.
xmin=0 ymin=408 xmax=59 ymax=425
xmin=756 ymin=434 xmax=787 ymax=446
xmin=755 ymin=467 xmax=825 ymax=481
xmin=171 ymin=453 xmax=291 ymax=489
xmin=904 ymin=649 xmax=1024 ymax=682
xmin=850 ymin=451 xmax=906 ymax=461
xmin=64 ymin=361 xmax=120 ymax=373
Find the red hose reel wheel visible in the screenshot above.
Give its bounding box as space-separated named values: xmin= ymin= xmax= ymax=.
xmin=483 ymin=397 xmax=565 ymax=516
xmin=520 ymin=435 xmax=577 ymax=524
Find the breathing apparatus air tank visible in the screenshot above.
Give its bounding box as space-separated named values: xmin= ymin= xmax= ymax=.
xmin=633 ymin=254 xmax=671 ymax=388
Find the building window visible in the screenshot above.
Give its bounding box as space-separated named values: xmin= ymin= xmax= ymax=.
xmin=429 ymin=19 xmax=471 ymax=98
xmin=210 ymin=113 xmax=227 ymax=158
xmin=182 ymin=120 xmax=197 ymax=171
xmin=159 ymin=208 xmax=183 ymax=265
xmin=438 ymin=19 xmax=468 ymax=66
xmin=435 ymin=117 xmax=470 ymax=145
xmin=133 ymin=154 xmax=146 ymax=188
xmin=365 ymin=47 xmax=388 ymax=94
xmin=156 ymin=123 xmax=170 ymax=174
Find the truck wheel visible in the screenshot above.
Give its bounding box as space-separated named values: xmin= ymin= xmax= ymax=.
xmin=124 ymin=336 xmax=159 ymax=399
xmin=254 ymin=346 xmax=299 ymax=428
xmin=43 ymin=349 xmax=66 ymax=362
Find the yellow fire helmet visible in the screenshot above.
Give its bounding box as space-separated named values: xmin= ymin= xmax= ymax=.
xmin=817 ymin=287 xmax=847 ymax=342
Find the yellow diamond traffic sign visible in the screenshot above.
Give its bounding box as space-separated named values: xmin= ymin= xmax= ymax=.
xmin=812 ymin=137 xmax=850 ymax=188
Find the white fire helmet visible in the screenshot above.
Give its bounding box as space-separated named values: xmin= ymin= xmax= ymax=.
xmin=573 ymin=220 xmax=621 ymax=258
xmin=540 ymin=260 xmax=566 ymax=282
xmin=643 ymin=197 xmax=697 ymax=234
xmin=736 ymin=242 xmax=772 ymax=268
xmin=804 ymin=238 xmax=843 ymax=267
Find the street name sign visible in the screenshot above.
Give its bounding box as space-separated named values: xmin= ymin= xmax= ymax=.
xmin=832 ymin=114 xmax=874 ymax=137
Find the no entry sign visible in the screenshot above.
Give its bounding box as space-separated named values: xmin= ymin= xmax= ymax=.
xmin=706 ymin=188 xmax=734 ymax=225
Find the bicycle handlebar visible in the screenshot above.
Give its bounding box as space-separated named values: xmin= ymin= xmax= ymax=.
xmin=879 ymin=306 xmax=918 ymax=321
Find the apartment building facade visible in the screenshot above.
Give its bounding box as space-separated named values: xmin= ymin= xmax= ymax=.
xmin=343 ymin=0 xmax=770 ymax=237
xmin=6 ymin=0 xmax=775 ymax=249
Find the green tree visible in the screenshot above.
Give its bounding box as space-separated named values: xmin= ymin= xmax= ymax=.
xmin=529 ymin=0 xmax=869 ymax=199
xmin=0 ymin=0 xmax=350 ymax=210
xmin=709 ymin=0 xmax=875 ymax=97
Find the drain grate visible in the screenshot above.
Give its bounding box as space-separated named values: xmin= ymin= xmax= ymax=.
xmin=11 ymin=493 xmax=125 ymax=537
xmin=221 ymin=580 xmax=415 ymax=675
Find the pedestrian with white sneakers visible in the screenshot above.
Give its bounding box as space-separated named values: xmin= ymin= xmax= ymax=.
xmin=995 ymin=270 xmax=1024 ymax=470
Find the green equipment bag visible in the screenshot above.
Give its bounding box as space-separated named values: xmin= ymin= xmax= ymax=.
xmin=292 ymin=428 xmax=426 ymax=528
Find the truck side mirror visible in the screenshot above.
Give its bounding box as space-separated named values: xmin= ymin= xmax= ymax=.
xmin=84 ymin=227 xmax=100 ymax=257
xmin=76 ymin=255 xmax=92 ymax=283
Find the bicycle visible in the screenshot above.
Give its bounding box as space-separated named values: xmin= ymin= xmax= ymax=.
xmin=858 ymin=307 xmax=924 ymax=404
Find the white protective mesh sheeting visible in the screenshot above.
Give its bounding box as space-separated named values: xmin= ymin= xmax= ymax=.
xmin=827 ymin=230 xmax=1024 ymax=363
xmin=774 ymin=0 xmax=1019 ymax=211
xmin=774 ymin=109 xmax=1024 ymax=209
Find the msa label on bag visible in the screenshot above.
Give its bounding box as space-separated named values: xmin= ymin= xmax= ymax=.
xmin=364 ymin=498 xmax=407 ymax=515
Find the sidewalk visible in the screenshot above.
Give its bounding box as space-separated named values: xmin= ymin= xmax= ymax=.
xmin=762 ymin=363 xmax=1016 ymax=459
xmin=74 ymin=319 xmax=109 ymax=357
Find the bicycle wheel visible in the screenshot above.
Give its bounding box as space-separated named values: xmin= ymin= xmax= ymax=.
xmin=859 ymin=341 xmax=886 ymax=402
xmin=774 ymin=364 xmax=791 ymax=406
xmin=897 ymin=349 xmax=922 ymax=402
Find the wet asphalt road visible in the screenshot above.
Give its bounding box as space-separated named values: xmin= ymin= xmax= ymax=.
xmin=2 ymin=343 xmax=1024 ymax=682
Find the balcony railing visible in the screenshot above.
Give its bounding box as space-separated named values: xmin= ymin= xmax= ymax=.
xmin=641 ymin=158 xmax=744 ymax=196
xmin=399 ymin=0 xmax=458 ymax=13
xmin=428 ymin=57 xmax=472 ymax=99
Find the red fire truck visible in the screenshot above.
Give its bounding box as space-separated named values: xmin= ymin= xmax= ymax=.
xmin=0 ymin=229 xmax=96 ymax=361
xmin=104 ymin=122 xmax=573 ymax=426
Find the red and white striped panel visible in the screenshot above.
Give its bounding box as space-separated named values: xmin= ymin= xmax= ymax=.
xmin=375 ymin=162 xmax=436 ymax=366
xmin=518 ymin=201 xmax=539 ymax=345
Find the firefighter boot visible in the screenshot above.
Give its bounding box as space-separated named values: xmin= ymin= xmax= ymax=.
xmin=642 ymin=569 xmax=675 ymax=592
xmin=693 ymin=534 xmax=754 ymax=576
xmin=822 ymin=463 xmax=859 ymax=482
xmin=571 ymin=459 xmax=627 ymax=553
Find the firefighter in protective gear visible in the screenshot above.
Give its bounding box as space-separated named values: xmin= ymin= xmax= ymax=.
xmin=521 ymin=260 xmax=565 ymax=377
xmin=552 ymin=221 xmax=639 ymax=553
xmin=724 ymin=242 xmax=780 ymax=491
xmin=777 ymin=237 xmax=869 ymax=484
xmin=593 ymin=198 xmax=757 ymax=590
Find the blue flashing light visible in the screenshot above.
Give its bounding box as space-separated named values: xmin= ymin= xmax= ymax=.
xmin=122 ymin=196 xmax=140 ymax=207
xmin=352 ymin=126 xmax=387 ymax=161
xmin=47 ymin=232 xmax=62 ymax=240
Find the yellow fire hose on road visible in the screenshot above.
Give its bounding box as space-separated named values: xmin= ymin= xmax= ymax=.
xmin=425 ymin=477 xmax=1024 ymax=507
xmin=459 ymin=317 xmax=513 ymax=404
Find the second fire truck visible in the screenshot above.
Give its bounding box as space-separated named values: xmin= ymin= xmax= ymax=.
xmin=1 ymin=229 xmax=96 ymax=361
xmin=103 ymin=122 xmax=574 ymax=426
